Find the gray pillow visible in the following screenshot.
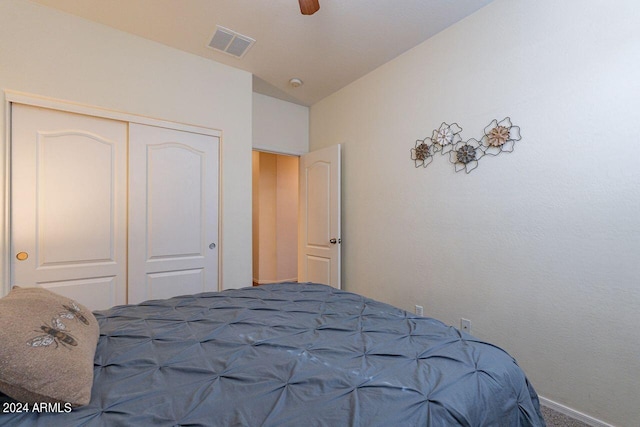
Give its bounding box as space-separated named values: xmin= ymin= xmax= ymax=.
xmin=0 ymin=287 xmax=99 ymax=407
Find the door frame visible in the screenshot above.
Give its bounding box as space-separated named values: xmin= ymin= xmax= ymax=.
xmin=251 ymin=145 xmax=342 ymax=289
xmin=251 ymin=148 xmax=301 ymax=286
xmin=1 ymin=90 xmax=223 ymax=298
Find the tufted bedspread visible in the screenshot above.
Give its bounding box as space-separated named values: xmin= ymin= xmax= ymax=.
xmin=0 ymin=283 xmax=545 ymax=426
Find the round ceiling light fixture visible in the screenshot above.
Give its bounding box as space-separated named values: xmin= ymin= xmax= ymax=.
xmin=289 ymin=78 xmax=303 ymax=88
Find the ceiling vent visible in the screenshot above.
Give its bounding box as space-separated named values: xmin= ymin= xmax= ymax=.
xmin=208 ymin=26 xmax=255 ymax=59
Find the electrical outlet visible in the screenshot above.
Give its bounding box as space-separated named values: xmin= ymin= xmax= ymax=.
xmin=460 ymin=318 xmax=471 ymax=333
xmin=415 ymin=305 xmax=424 ymax=316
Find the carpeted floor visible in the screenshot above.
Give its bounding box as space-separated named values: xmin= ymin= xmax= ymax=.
xmin=542 ymin=405 xmax=590 ymax=427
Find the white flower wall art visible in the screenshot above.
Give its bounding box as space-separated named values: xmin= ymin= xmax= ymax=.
xmin=411 ymin=117 xmax=522 ymax=174
xmin=411 ymin=122 xmax=463 ymax=168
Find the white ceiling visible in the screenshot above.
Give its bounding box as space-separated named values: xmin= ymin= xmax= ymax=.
xmin=30 ymin=0 xmax=495 ymax=106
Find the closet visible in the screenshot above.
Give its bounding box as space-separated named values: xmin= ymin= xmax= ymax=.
xmin=10 ymin=101 xmax=219 ymax=310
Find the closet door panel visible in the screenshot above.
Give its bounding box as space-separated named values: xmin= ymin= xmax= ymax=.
xmin=39 ymin=132 xmax=114 ymax=263
xmin=11 ymin=104 xmax=127 ymax=310
xmin=147 ymin=144 xmax=204 ymax=259
xmin=128 ymin=123 xmax=219 ymax=304
xmin=146 ymin=269 xmax=204 ymax=301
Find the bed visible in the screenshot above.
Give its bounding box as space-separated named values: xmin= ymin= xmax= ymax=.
xmin=0 ymin=282 xmax=545 ymax=426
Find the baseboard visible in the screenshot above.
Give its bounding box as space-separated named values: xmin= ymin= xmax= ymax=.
xmin=539 ymin=396 xmax=614 ymax=427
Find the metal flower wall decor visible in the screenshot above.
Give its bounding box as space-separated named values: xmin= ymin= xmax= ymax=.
xmin=411 ymin=117 xmax=522 ymax=173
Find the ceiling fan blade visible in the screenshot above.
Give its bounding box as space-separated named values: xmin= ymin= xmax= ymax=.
xmin=299 ymin=0 xmax=320 ymax=15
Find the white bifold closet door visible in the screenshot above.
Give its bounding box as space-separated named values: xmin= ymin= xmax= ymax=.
xmin=128 ymin=123 xmax=218 ymax=305
xmin=11 ymin=104 xmax=219 ymax=310
xmin=11 ymin=104 xmax=128 ymax=309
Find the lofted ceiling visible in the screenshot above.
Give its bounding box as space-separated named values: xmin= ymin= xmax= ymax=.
xmin=30 ymin=0 xmax=495 ymax=106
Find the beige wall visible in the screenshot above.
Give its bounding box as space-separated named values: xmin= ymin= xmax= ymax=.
xmin=252 ymin=151 xmax=261 ymax=284
xmin=252 ymin=93 xmax=308 ymax=155
xmin=253 ymin=152 xmax=298 ymax=284
xmin=0 ymin=0 xmax=253 ymax=292
xmin=275 ymin=155 xmax=298 ymax=281
xmin=257 ymin=152 xmax=278 ymax=282
xmin=310 ymin=0 xmax=640 ymax=425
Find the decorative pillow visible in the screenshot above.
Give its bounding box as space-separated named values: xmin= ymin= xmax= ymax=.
xmin=0 ymin=286 xmax=99 ymax=407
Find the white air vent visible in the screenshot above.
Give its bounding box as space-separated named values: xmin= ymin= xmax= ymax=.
xmin=208 ymin=26 xmax=255 ymax=59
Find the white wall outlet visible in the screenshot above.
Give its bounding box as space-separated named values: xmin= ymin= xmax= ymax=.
xmin=415 ymin=305 xmax=424 ymax=316
xmin=460 ymin=318 xmax=471 ymax=333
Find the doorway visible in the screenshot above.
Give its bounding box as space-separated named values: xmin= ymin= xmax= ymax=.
xmin=252 ymin=151 xmax=299 ymax=286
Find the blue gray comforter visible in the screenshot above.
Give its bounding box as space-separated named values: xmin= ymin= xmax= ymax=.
xmin=1 ymin=283 xmax=545 ymax=426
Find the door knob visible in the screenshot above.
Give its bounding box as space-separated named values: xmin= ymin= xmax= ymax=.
xmin=16 ymin=252 xmax=29 ymax=261
xmin=329 ymin=238 xmax=340 ymax=244
xmin=209 ymin=243 xmax=216 ymax=249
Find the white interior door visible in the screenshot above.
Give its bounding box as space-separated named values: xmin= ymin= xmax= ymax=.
xmin=298 ymin=144 xmax=341 ymax=288
xmin=11 ymin=104 xmax=127 ymax=310
xmin=128 ymin=123 xmax=219 ymax=304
